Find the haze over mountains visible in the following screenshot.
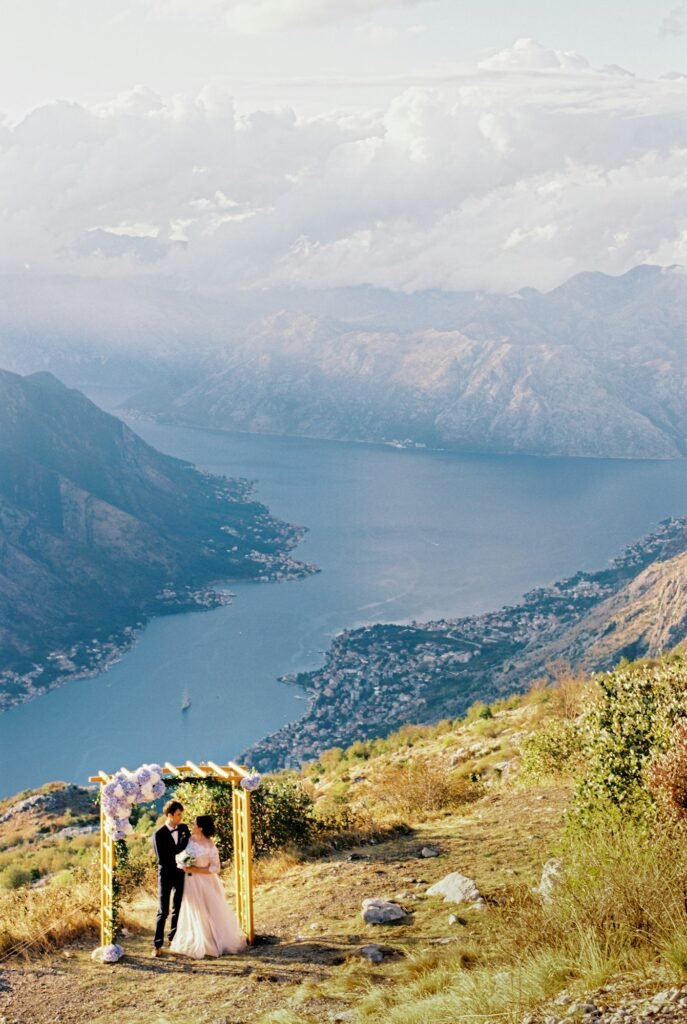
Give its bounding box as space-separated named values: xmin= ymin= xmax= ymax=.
xmin=23 ymin=263 xmax=678 ymax=460
xmin=0 ymin=369 xmax=308 ymax=707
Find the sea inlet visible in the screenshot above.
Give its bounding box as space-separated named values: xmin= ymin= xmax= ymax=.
xmin=2 ymin=413 xmax=687 ymax=797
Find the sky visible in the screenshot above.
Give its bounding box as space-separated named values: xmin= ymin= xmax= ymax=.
xmin=3 ymin=0 xmax=687 ymax=325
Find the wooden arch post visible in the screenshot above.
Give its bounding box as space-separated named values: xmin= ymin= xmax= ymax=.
xmin=89 ymin=760 xmax=256 ymax=947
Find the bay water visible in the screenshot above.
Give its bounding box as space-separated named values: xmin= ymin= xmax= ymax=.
xmin=2 ymin=415 xmax=687 ymax=797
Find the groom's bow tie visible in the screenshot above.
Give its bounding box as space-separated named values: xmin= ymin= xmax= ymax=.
xmin=169 ymin=827 xmax=178 ymax=832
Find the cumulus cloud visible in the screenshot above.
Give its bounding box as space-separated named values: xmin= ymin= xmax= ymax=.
xmin=4 ymin=41 xmax=687 ymax=327
xmin=660 ymin=3 xmax=687 ymax=36
xmin=479 ymin=38 xmax=591 ymax=73
xmin=148 ymin=0 xmax=427 ymax=32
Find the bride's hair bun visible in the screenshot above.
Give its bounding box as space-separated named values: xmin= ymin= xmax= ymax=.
xmin=196 ymin=814 xmax=216 ymax=838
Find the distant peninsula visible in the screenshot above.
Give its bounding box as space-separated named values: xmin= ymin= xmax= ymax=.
xmin=0 ymin=369 xmax=316 ymax=709
xmin=243 ymin=516 xmax=687 ymax=770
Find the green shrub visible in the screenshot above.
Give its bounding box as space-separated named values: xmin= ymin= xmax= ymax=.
xmin=172 ymin=775 xmax=316 ymax=861
xmin=574 ymin=654 xmax=687 ymax=820
xmin=465 ymin=701 xmax=493 ymax=723
xmin=0 ymin=865 xmax=33 ymax=890
xmin=520 ymin=718 xmax=584 ymax=780
xmin=49 ymin=869 xmax=75 ymax=888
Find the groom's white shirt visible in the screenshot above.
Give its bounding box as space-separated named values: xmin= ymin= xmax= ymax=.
xmin=167 ymin=823 xmax=180 ymax=845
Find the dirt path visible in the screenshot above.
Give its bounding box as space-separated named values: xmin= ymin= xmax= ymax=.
xmin=0 ymin=787 xmax=569 ymax=1024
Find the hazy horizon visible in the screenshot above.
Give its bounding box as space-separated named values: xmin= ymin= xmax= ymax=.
xmin=3 ymin=2 xmax=687 ymax=352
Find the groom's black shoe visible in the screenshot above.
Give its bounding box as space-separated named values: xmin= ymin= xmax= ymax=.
xmin=153 ymin=946 xmax=162 ymax=957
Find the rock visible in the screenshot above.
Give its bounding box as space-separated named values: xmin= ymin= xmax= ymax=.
xmin=347 ymin=852 xmax=368 ymax=861
xmin=426 ymin=871 xmax=483 ymax=905
xmin=361 ymin=898 xmax=407 ymax=924
xmin=420 ymin=846 xmax=441 ymax=858
xmin=493 ymin=759 xmax=515 ymax=781
xmin=534 ymin=858 xmax=563 ymax=903
xmin=358 ymin=944 xmax=384 ymax=963
xmin=448 ymin=914 xmax=458 ymax=925
xmin=450 ymin=748 xmax=469 ymax=766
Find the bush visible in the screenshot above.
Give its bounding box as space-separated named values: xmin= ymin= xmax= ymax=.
xmin=0 ymin=865 xmax=33 ymax=890
xmin=172 ymin=775 xmax=316 ymax=861
xmin=520 ymin=718 xmax=584 ymax=780
xmin=371 ymin=756 xmax=484 ymax=818
xmin=465 ymin=701 xmax=493 ymax=723
xmin=574 ymin=654 xmax=687 ymax=820
xmin=648 ymin=719 xmax=687 ymax=822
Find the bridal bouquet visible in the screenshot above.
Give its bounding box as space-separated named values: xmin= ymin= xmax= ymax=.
xmin=176 ymin=849 xmax=195 ymax=869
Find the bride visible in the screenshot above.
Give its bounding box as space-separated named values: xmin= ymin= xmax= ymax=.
xmin=170 ymin=815 xmax=247 ymax=958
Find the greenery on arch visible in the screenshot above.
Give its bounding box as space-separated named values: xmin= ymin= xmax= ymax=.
xmin=171 ymin=774 xmax=316 ymax=861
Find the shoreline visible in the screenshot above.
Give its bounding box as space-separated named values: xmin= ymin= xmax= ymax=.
xmin=241 ymin=516 xmax=687 ymax=771
xmin=0 ymin=556 xmax=318 ymax=714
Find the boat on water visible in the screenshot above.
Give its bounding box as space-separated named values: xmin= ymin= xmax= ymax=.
xmin=181 ymin=689 xmax=191 ymax=712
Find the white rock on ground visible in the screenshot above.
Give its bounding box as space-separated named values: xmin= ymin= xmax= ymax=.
xmin=533 ymin=858 xmax=563 ymax=903
xmin=426 ymin=871 xmax=484 ymax=906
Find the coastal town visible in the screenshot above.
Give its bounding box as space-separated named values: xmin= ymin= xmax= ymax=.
xmin=242 ymin=517 xmax=687 ymax=770
xmin=0 ymin=492 xmax=317 ymax=711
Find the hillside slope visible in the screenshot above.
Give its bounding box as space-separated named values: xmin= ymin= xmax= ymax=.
xmin=2 ymin=674 xmax=687 ymax=1024
xmin=0 ymin=369 xmax=311 ymax=707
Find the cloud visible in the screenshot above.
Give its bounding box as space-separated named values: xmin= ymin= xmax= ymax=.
xmin=4 ymin=42 xmax=687 ymax=339
xmin=479 ymin=38 xmax=591 ymax=73
xmin=148 ymin=0 xmax=428 ymax=33
xmin=660 ymin=3 xmax=687 ymax=36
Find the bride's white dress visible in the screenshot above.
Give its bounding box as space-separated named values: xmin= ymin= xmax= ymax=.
xmin=170 ymin=838 xmax=247 ymax=958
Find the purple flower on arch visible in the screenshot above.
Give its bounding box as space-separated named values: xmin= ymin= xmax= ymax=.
xmin=239 ymin=773 xmax=261 ymax=792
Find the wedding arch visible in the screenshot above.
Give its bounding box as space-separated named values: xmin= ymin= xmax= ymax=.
xmin=89 ymin=760 xmax=257 ymax=949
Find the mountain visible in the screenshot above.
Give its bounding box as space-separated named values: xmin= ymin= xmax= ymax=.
xmin=0 ymin=369 xmax=311 ymax=708
xmin=124 ymin=265 xmax=687 ymax=459
xmin=243 ymin=517 xmax=687 ymax=770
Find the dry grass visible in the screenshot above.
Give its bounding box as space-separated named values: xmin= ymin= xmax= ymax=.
xmin=5 ymin=682 xmax=684 ymax=1024
xmin=0 ymin=873 xmax=99 ymax=958
xmin=369 ymin=757 xmax=484 ymax=819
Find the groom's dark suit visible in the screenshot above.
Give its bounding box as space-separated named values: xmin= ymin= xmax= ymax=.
xmin=152 ymin=822 xmax=190 ymax=949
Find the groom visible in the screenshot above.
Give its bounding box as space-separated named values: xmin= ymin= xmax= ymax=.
xmin=151 ymin=799 xmax=190 ymax=956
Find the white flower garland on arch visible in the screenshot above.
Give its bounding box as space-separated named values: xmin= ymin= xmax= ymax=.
xmin=101 ymin=763 xmax=262 ymax=840
xmin=101 ymin=763 xmax=167 ymax=840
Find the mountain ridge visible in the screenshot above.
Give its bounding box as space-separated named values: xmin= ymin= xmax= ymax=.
xmin=121 ymin=264 xmax=687 ymax=460
xmin=0 ymin=368 xmax=312 ymax=707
